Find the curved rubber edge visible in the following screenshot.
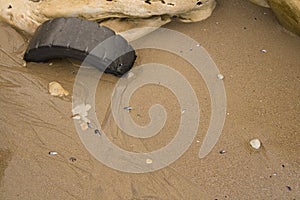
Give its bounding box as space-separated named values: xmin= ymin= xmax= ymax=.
xmin=24 ymin=17 xmax=136 ymax=76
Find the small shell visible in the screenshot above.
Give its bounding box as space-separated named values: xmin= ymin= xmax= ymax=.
xmin=49 ymin=151 xmax=58 ymax=155
xmin=49 ymin=81 xmax=69 ymax=97
xmin=260 ymin=49 xmax=267 ymax=53
xmin=217 ymin=74 xmax=224 ymax=80
xmin=146 ymin=158 xmax=153 ymax=164
xmin=80 ymin=122 xmax=88 ymax=131
xmin=250 ymin=138 xmax=261 ymax=150
xmin=72 ymin=114 xmax=81 ymax=120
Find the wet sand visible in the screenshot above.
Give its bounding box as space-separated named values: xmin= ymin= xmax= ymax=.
xmin=0 ymin=0 xmax=299 ymax=199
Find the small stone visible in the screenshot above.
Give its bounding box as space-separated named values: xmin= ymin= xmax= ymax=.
xmin=250 ymin=138 xmax=261 ymax=150
xmin=217 ymin=74 xmax=224 ymax=80
xmin=80 ymin=122 xmax=88 ymax=131
xmin=69 ymin=157 xmax=77 ymax=162
xmin=146 ymin=158 xmax=153 ymax=164
xmin=95 ymin=129 xmax=101 ymax=135
xmin=196 ymin=140 xmax=200 ymax=143
xmin=181 ymin=109 xmax=186 ymax=114
xmin=260 ymin=49 xmax=267 ymax=53
xmin=219 ymin=150 xmax=226 ymax=154
xmin=87 ymin=122 xmax=92 ymax=128
xmin=49 ymin=151 xmax=58 ymax=156
xmin=123 ymin=106 xmax=133 ymax=111
xmin=49 ymin=62 xmax=53 ymax=66
xmin=286 ymin=186 xmax=292 ymax=191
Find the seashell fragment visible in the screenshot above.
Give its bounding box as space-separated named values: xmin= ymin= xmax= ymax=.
xmin=217 ymin=74 xmax=224 ymax=80
xmin=49 ymin=151 xmax=58 ymax=155
xmin=250 ymin=138 xmax=261 ymax=150
xmin=146 ymin=158 xmax=153 ymax=164
xmin=48 ymin=81 xmax=69 ymax=97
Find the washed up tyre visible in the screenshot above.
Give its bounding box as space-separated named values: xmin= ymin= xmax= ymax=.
xmin=24 ymin=17 xmax=136 ymax=76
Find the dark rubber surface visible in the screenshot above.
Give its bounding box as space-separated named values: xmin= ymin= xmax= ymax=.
xmin=24 ymin=17 xmax=136 ymax=76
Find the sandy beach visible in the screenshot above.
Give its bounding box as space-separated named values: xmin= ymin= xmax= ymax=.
xmin=0 ymin=0 xmax=299 ymax=199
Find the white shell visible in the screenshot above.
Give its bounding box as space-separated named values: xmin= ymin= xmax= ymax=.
xmin=250 ymin=138 xmax=261 ymax=150
xmin=146 ymin=158 xmax=153 ymax=164
xmin=217 ymin=74 xmax=224 ymax=80
xmin=72 ymin=115 xmax=81 ymax=120
xmin=49 ymin=151 xmax=58 ymax=155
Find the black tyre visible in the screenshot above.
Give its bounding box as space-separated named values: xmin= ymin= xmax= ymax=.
xmin=24 ymin=17 xmax=136 ymax=76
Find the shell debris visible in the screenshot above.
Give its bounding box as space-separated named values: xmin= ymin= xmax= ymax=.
xmin=49 ymin=151 xmax=58 ymax=156
xmin=146 ymin=158 xmax=153 ymax=164
xmin=217 ymin=74 xmax=224 ymax=80
xmin=49 ymin=81 xmax=69 ymax=97
xmin=249 ymin=138 xmax=261 ymax=150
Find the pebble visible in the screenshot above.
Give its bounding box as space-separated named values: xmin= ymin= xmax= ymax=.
xmin=123 ymin=106 xmax=133 ymax=111
xmin=181 ymin=109 xmax=186 ymax=114
xmin=219 ymin=150 xmax=226 ymax=154
xmin=49 ymin=151 xmax=58 ymax=156
xmin=217 ymin=74 xmax=224 ymax=80
xmin=146 ymin=158 xmax=153 ymax=164
xmin=250 ymin=138 xmax=261 ymax=150
xmin=69 ymin=157 xmax=77 ymax=162
xmin=80 ymin=122 xmax=88 ymax=131
xmin=95 ymin=129 xmax=101 ymax=135
xmin=260 ymin=49 xmax=267 ymax=53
